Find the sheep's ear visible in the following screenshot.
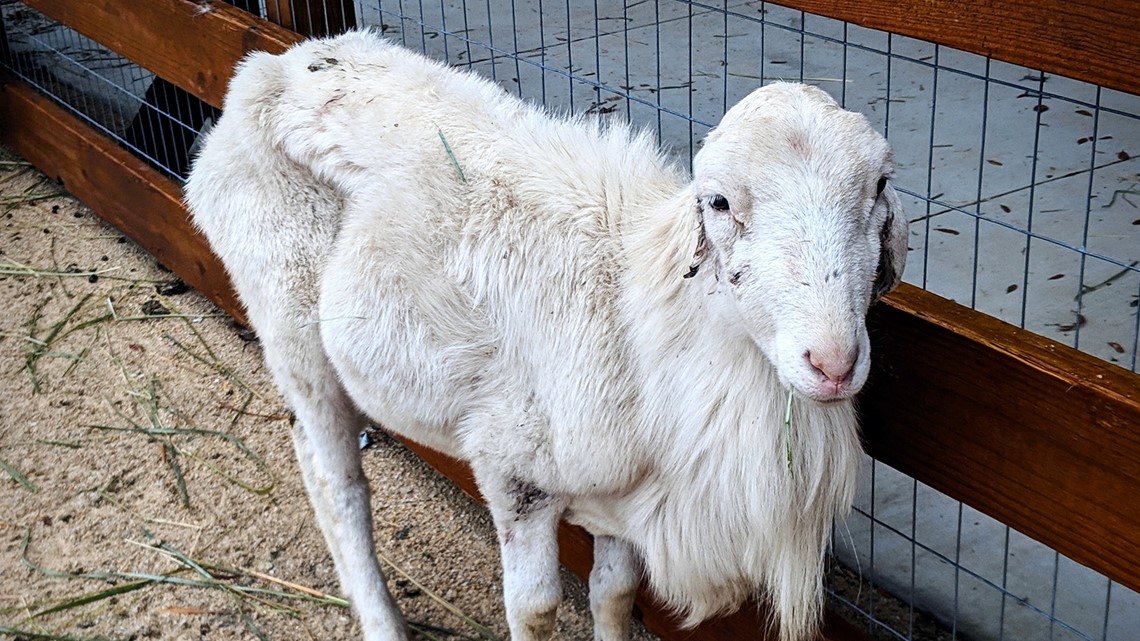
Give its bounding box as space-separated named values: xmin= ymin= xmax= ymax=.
xmin=871 ymin=182 xmax=908 ymax=302
xmin=684 ymin=199 xmax=709 ymax=279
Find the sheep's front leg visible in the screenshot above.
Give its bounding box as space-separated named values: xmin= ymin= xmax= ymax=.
xmin=483 ymin=476 xmax=568 ymax=640
xmin=589 ymin=536 xmax=640 ymax=641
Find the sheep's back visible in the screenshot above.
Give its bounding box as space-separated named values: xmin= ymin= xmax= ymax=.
xmin=282 ymin=32 xmax=681 ymax=494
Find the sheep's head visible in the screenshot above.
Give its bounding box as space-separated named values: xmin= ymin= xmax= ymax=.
xmin=688 ymin=83 xmax=907 ymax=403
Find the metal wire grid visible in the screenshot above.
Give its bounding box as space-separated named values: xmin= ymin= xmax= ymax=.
xmin=258 ymin=0 xmax=358 ymax=36
xmin=0 ymin=2 xmax=219 ymax=180
xmin=2 ymin=1 xmax=1139 ymax=640
xmin=832 ymin=457 xmax=1140 ymax=641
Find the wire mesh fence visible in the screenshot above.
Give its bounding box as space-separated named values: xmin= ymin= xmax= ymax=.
xmin=2 ymin=1 xmax=1138 ymax=640
xmin=1 ymin=1 xmax=220 ymax=180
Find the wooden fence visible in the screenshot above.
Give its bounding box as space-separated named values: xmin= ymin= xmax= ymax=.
xmin=2 ymin=1 xmax=1138 ymax=639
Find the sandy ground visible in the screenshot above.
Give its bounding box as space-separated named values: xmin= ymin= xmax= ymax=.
xmin=0 ymin=146 xmax=661 ymax=641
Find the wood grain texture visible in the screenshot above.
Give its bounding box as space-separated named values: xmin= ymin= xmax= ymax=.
xmin=776 ymin=0 xmax=1140 ymax=95
xmin=20 ymin=0 xmax=301 ymax=108
xmin=0 ymin=78 xmax=245 ymax=323
xmin=863 ymin=284 xmax=1140 ymax=594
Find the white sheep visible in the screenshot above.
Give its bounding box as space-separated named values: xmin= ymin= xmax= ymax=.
xmin=184 ymin=30 xmax=907 ymax=641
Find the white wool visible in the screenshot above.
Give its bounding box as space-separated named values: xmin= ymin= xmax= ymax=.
xmin=185 ymin=29 xmax=906 ymax=641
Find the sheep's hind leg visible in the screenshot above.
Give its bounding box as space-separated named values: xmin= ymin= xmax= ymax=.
xmin=589 ymin=536 xmax=640 ymax=641
xmin=481 ymin=474 xmax=568 ymax=640
xmin=270 ymin=346 xmax=409 ymax=641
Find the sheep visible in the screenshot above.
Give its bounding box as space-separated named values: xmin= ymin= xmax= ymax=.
xmin=184 ymin=29 xmax=907 ymax=641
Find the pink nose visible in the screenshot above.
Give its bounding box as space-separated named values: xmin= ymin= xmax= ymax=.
xmin=805 ymin=348 xmax=857 ymax=386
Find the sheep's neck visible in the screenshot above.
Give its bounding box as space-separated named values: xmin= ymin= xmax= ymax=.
xmin=602 ymin=193 xmax=862 ymax=611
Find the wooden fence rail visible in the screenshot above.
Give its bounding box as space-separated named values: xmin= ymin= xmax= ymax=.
xmin=3 ymin=1 xmax=1139 ymax=640
xmin=785 ymin=0 xmax=1140 ymax=97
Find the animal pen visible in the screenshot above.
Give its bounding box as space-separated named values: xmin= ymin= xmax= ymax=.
xmin=1 ymin=0 xmax=1138 ymax=639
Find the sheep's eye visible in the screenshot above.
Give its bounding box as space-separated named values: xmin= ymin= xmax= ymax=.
xmin=710 ymin=195 xmax=730 ymax=211
xmin=875 ymin=176 xmax=888 ymax=196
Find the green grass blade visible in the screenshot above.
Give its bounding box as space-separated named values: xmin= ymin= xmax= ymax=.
xmin=32 ymin=579 xmax=155 ymax=618
xmin=165 ymin=443 xmax=191 ymax=508
xmin=36 ymin=439 xmax=83 ymax=449
xmin=0 ymin=625 xmax=122 ymax=641
xmin=375 ymin=549 xmax=500 ymax=641
xmin=162 ymin=332 xmax=260 ymax=398
xmin=0 ymin=456 xmax=38 ymax=492
xmin=158 ymin=542 xmax=217 ymax=580
xmin=23 ymin=293 xmax=96 ymax=393
xmin=784 ymin=386 xmax=795 ymax=479
xmin=437 ymin=129 xmax=467 ymax=184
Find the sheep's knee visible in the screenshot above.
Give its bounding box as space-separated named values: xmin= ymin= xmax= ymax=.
xmin=589 ymin=536 xmax=639 ymax=641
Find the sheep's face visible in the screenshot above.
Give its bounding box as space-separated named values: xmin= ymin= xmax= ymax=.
xmin=689 ymin=83 xmax=908 ymax=403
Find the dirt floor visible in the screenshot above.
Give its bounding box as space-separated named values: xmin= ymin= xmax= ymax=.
xmin=0 ymin=146 xmax=662 ymax=641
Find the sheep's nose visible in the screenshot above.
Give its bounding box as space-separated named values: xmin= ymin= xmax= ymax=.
xmin=805 ymin=347 xmax=857 ymax=386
